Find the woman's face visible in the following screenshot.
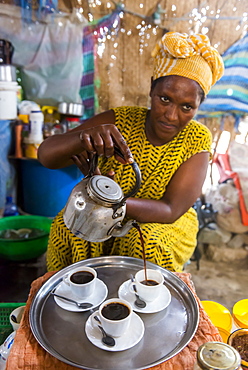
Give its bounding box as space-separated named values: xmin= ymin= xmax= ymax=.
xmin=147 ymin=75 xmax=203 ymax=145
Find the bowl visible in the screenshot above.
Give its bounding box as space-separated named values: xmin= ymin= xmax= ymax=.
xmin=201 ymin=300 xmax=233 ymax=332
xmin=0 ymin=215 xmax=52 ymax=261
xmin=227 ymin=328 xmax=248 ymax=368
xmin=233 ymin=299 xmax=248 ymax=329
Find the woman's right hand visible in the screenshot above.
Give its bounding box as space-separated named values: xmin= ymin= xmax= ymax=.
xmin=38 ymin=110 xmax=133 ymax=169
xmin=78 ymin=124 xmax=133 ymax=164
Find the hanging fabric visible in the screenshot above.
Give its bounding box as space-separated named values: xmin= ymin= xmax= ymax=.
xmin=80 ymin=7 xmax=122 ymax=120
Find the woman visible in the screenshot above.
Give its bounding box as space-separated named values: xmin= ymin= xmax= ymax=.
xmin=38 ymin=32 xmax=224 ymax=272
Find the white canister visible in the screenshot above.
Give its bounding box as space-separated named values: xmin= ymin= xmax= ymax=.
xmin=0 ymin=81 xmax=20 ymax=120
xmin=28 ymin=110 xmax=44 ymax=144
xmin=0 ymin=331 xmax=16 ymax=370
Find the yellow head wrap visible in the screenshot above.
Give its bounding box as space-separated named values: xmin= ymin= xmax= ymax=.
xmin=151 ymin=32 xmax=224 ymax=95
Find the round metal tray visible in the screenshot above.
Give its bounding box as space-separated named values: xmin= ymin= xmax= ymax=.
xmin=29 ymin=256 xmax=199 ymax=370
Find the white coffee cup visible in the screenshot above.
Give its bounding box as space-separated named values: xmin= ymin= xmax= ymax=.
xmin=97 ymin=298 xmax=133 ymax=338
xmin=132 ymin=269 xmax=164 ymax=302
xmin=64 ymin=266 xmax=97 ymax=299
xmin=9 ymin=305 xmax=26 ymax=331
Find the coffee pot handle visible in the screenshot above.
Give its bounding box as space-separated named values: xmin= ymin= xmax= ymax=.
xmin=121 ymin=161 xmax=141 ymax=200
xmin=82 ymin=146 xmax=142 ymax=201
xmin=112 ymin=146 xmax=141 ymax=206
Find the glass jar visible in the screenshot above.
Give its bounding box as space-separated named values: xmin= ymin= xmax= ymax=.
xmin=194 ymin=341 xmax=242 ymax=370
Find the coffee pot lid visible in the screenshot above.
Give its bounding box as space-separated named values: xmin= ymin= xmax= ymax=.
xmin=88 ymin=175 xmax=123 ymax=203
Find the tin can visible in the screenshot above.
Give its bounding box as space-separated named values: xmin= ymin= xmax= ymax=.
xmin=194 ymin=342 xmax=242 ymax=370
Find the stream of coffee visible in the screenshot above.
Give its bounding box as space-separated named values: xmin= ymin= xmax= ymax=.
xmin=133 ymin=222 xmax=148 ymax=282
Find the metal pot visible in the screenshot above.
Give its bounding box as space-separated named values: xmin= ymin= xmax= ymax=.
xmin=63 ymin=148 xmax=141 ymax=242
xmin=0 ymin=65 xmax=16 ymax=82
xmin=58 ymin=102 xmax=84 ymax=117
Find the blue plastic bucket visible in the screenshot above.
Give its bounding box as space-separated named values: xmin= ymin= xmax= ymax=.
xmin=18 ymin=159 xmax=83 ymax=218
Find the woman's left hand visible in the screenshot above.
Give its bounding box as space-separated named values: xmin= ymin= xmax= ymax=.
xmin=71 ymin=152 xmax=115 ymax=179
xmin=71 ymin=152 xmax=101 ymax=176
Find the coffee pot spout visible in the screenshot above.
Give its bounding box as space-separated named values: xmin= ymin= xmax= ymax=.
xmin=109 ymin=219 xmax=136 ymax=238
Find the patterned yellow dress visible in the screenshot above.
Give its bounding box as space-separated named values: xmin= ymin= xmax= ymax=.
xmin=46 ymin=106 xmax=212 ymax=272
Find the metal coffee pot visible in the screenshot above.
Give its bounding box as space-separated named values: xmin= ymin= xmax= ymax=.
xmin=63 ymin=148 xmax=141 ymax=242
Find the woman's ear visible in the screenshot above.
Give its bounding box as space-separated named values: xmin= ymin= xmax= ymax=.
xmin=149 ymin=76 xmax=154 ymax=97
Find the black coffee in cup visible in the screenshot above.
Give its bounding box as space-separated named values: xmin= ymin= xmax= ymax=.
xmin=102 ymin=302 xmax=130 ymax=321
xmin=140 ymin=279 xmax=159 ymax=286
xmin=70 ymin=271 xmax=94 ymax=284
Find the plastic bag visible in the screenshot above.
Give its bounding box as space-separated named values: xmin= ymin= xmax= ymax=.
xmin=0 ymin=5 xmax=87 ymax=106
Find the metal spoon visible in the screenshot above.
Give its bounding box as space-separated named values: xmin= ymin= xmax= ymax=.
xmin=51 ymin=292 xmax=93 ymax=309
xmin=94 ymin=316 xmax=115 ymax=347
xmin=130 ymin=275 xmax=146 ymax=308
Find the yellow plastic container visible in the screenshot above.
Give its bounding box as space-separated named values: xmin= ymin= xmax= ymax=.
xmin=233 ymin=299 xmax=248 ymax=329
xmin=233 ymin=315 xmax=248 ymax=329
xmin=217 ymin=326 xmax=231 ymax=343
xmin=201 ymin=300 xmax=233 ymax=332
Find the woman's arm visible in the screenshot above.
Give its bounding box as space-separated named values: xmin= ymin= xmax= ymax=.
xmin=126 ymin=151 xmax=209 ymax=224
xmin=38 ymin=110 xmax=133 ymax=169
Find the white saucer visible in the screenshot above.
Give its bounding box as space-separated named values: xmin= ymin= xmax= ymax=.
xmin=53 ymin=278 xmax=108 ymax=312
xmin=118 ymin=280 xmax=171 ymax=314
xmin=85 ymin=310 xmax=144 ymax=351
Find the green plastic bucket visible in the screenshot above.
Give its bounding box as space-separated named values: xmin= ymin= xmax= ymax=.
xmin=0 ymin=215 xmax=52 ymax=261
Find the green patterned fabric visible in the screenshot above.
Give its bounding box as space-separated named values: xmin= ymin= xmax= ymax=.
xmin=47 ymin=106 xmax=212 ymax=272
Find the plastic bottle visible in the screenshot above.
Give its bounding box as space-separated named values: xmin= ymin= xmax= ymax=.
xmin=18 ymin=113 xmax=30 ymax=158
xmin=41 ymin=106 xmax=60 ymax=138
xmin=28 ymin=109 xmax=44 ymax=144
xmin=65 ymin=116 xmax=81 ymax=131
xmin=14 ymin=119 xmax=23 ymax=158
xmin=3 ymin=197 xmax=19 ymax=217
xmin=23 ymin=109 xmax=44 ymax=158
